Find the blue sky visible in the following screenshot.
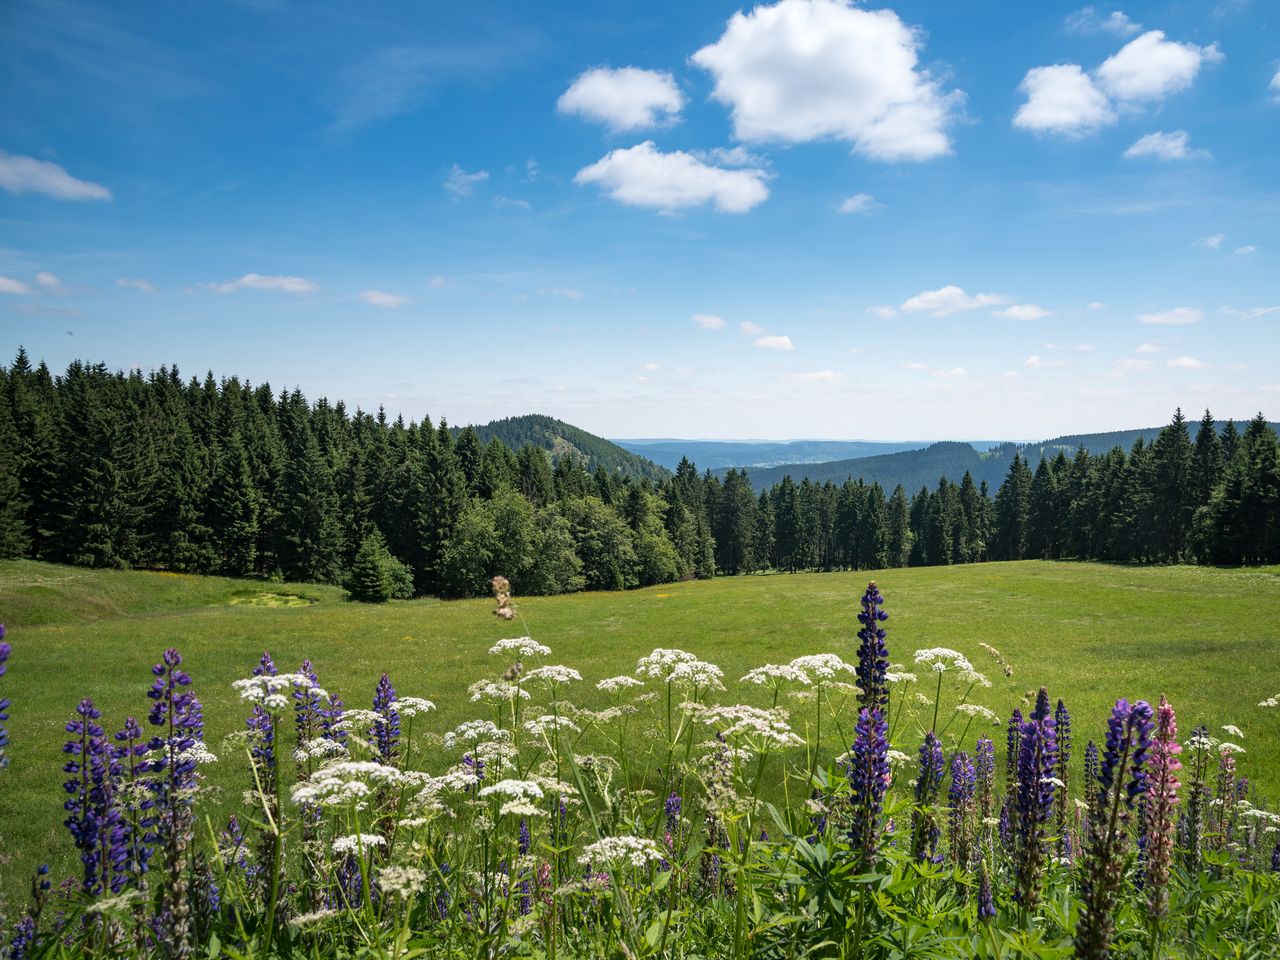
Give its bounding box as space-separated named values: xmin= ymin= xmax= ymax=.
xmin=1 ymin=0 xmax=1277 ymax=440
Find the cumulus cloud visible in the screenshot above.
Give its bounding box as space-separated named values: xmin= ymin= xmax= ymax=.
xmin=740 ymin=320 xmax=766 ymax=335
xmin=900 ymin=285 xmax=1009 ymax=317
xmin=557 ymin=67 xmax=684 ymax=131
xmin=117 ymin=277 xmax=157 ymax=293
xmin=1136 ymin=342 xmax=1159 ymax=352
xmin=1014 ymin=30 xmax=1221 ymax=138
xmin=1167 ymin=355 xmax=1207 ymax=369
xmin=866 ymin=305 xmax=898 ymax=319
xmin=691 ymin=0 xmax=960 ymax=161
xmin=205 ymin=273 xmax=318 ymax=294
xmin=0 ymin=150 xmax=111 ymax=201
xmin=1138 ymin=306 xmax=1201 ymax=325
xmin=1096 ymin=31 xmax=1222 ymax=102
xmin=1065 ymin=7 xmax=1142 ymax=37
xmin=1024 ymin=355 xmax=1067 ymax=368
xmin=1014 ymin=65 xmax=1115 ymax=136
xmin=35 ymin=271 xmax=61 ymax=288
xmin=836 ymin=193 xmax=880 ymax=214
xmin=994 ymin=303 xmax=1053 ymax=321
xmin=574 ymin=141 xmax=769 ymax=213
xmin=0 ymin=276 xmax=33 ymax=294
xmin=693 ymin=313 xmax=727 ymax=330
xmin=444 ymin=164 xmax=489 ymax=197
xmin=1194 ymin=233 xmax=1225 ymax=250
xmin=754 ymin=335 xmax=794 ymax=350
xmin=361 ymin=289 xmax=408 ymax=308
xmin=1123 ymin=130 xmax=1206 ymax=160
xmin=797 ymin=369 xmax=840 ymax=381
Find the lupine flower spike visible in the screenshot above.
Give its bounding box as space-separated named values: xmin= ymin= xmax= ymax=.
xmin=911 ymin=731 xmax=945 ymax=862
xmin=1145 ymin=695 xmax=1181 ymax=922
xmin=1075 ymin=698 xmax=1154 ymax=960
xmin=848 ymin=708 xmax=890 ymax=865
xmin=0 ymin=624 xmax=10 ymax=770
xmin=1012 ymin=688 xmax=1057 ymax=910
xmin=855 ymin=582 xmax=889 ymax=711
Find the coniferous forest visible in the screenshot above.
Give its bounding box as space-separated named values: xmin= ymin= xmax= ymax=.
xmin=1 ymin=349 xmax=1278 ymax=598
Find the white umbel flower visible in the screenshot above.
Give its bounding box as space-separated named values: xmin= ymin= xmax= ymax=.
xmin=490 ymin=637 xmax=552 ymax=658
xmin=577 ymin=835 xmax=665 ymax=869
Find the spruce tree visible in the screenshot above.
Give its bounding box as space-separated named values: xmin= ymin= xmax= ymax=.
xmin=347 ymin=530 xmax=395 ymax=602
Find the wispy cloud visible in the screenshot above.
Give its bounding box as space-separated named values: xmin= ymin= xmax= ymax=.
xmin=1138 ymin=306 xmax=1201 ymax=325
xmin=361 ymin=289 xmax=408 ymax=308
xmin=117 ymin=277 xmax=157 ymax=293
xmin=1167 ymin=356 xmax=1207 ymax=369
xmin=740 ymin=320 xmax=766 ymax=335
xmin=0 ymin=276 xmax=34 ymax=295
xmin=203 ymin=273 xmax=317 ymax=294
xmin=754 ymin=335 xmax=794 ymax=351
xmin=1123 ymin=130 xmax=1207 ymax=160
xmin=994 ymin=303 xmax=1053 ymax=320
xmin=444 ymin=165 xmax=489 ymax=197
xmin=836 ymin=193 xmax=880 ymax=215
xmin=692 ymin=313 xmax=726 ymax=330
xmin=900 ymin=285 xmax=1009 ymax=317
xmin=0 ymin=150 xmax=111 ymax=201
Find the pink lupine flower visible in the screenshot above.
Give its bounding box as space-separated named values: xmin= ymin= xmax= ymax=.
xmin=1145 ymin=695 xmax=1182 ymax=920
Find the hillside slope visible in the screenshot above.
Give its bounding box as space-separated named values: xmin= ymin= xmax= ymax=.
xmin=611 ymin=438 xmax=930 ymax=471
xmin=730 ymin=420 xmax=1280 ymax=491
xmin=462 ymin=414 xmax=669 ymax=482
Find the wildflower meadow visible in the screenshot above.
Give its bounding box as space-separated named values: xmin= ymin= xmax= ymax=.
xmin=3 ymin=580 xmax=1280 ymax=959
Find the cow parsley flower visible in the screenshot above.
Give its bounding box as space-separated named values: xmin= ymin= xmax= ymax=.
xmin=597 ymin=675 xmax=644 ymax=693
xmin=478 ymin=779 xmax=544 ymax=801
xmin=490 ymin=637 xmax=551 ymax=658
xmin=332 ymin=833 xmax=386 ymax=856
xmin=469 ymin=680 xmax=530 ymax=703
xmin=397 ymin=697 xmax=436 ymax=719
xmin=788 ymin=654 xmax=857 ymax=684
xmin=444 ymin=720 xmax=511 ymax=750
xmin=577 ymin=835 xmax=665 ymax=869
xmin=522 ymin=665 xmax=582 ymax=685
xmin=741 ymin=664 xmax=812 ymax=687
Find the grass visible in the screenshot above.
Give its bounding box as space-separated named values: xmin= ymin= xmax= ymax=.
xmin=2 ymin=557 xmax=1279 ymax=908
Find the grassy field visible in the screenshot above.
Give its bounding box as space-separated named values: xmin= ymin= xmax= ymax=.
xmin=2 ymin=557 xmax=1279 ymax=907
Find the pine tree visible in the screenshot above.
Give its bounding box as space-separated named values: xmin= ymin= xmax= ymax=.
xmin=992 ymin=454 xmax=1033 ymax=560
xmin=347 ymin=530 xmax=395 ymax=603
xmin=1191 ymin=409 xmax=1224 ymax=508
xmin=1149 ymin=408 xmax=1193 ymax=561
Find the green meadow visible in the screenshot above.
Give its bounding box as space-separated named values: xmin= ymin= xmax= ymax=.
xmin=2 ymin=557 xmax=1279 ymax=906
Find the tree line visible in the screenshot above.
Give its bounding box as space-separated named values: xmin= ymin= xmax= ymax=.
xmin=1 ymin=351 xmax=1277 ymax=599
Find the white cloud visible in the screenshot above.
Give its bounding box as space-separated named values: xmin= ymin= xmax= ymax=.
xmin=1065 ymin=7 xmax=1142 ymax=37
xmin=1123 ymin=130 xmax=1205 ymax=160
xmin=1272 ymin=68 xmax=1280 ymax=102
xmin=574 ymin=141 xmax=769 ymax=213
xmin=361 ymin=289 xmax=408 ymax=308
xmin=1014 ymin=30 xmax=1221 ymax=139
xmin=117 ymin=277 xmax=157 ymax=293
xmin=556 ymin=67 xmax=684 ymax=131
xmin=933 ymin=366 xmax=967 ymax=377
xmin=1194 ymin=233 xmax=1225 ymax=249
xmin=642 ymin=362 xmax=661 ymax=371
xmin=0 ymin=276 xmax=33 ymax=295
xmin=0 ymin=150 xmax=111 ymax=201
xmin=1096 ymin=31 xmax=1222 ymax=103
xmin=205 ymin=273 xmax=318 ymax=294
xmin=754 ymin=335 xmax=794 ymax=350
xmin=900 ymin=284 xmax=1009 ymax=317
xmin=548 ymin=288 xmax=585 ymax=300
xmin=994 ymin=303 xmax=1053 ymax=321
xmin=1233 ymin=245 xmax=1257 ymax=256
xmin=836 ymin=193 xmax=879 ymax=214
xmin=1221 ymin=305 xmax=1280 ymax=322
xmin=693 ymin=313 xmax=727 ymax=330
xmin=426 ymin=275 xmax=448 ymax=288
xmin=35 ymin=271 xmax=61 ymax=288
xmin=691 ymin=0 xmax=960 ymax=161
xmin=903 ymin=361 xmax=930 ymax=371
xmin=866 ymin=305 xmax=898 ymax=319
xmin=1024 ymin=355 xmax=1067 ymax=368
xmin=1136 ymin=341 xmax=1160 ymax=352
xmin=797 ymin=369 xmax=840 ymax=381
xmin=1088 ymin=301 xmax=1106 ymax=310
xmin=494 ymin=196 xmax=531 ymax=210
xmin=1013 ymin=65 xmax=1115 ymax=137
xmin=444 ymin=164 xmax=489 ymax=197
xmin=1114 ymin=357 xmax=1155 ymax=370
xmin=1138 ymin=306 xmax=1201 ymax=325
xmin=740 ymin=320 xmax=766 ymax=335
xmin=1167 ymin=355 xmax=1207 ymax=369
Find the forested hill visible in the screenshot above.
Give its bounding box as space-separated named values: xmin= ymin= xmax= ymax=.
xmin=460 ymin=414 xmax=668 ymax=482
xmin=730 ymin=422 xmax=1280 ymax=491
xmin=611 ymin=438 xmax=929 ymax=471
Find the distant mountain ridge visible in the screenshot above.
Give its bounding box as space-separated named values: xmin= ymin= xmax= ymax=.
xmin=714 ymin=421 xmax=1280 ymax=492
xmin=611 ymin=438 xmax=929 ymax=471
xmin=460 ymin=414 xmax=669 ymax=482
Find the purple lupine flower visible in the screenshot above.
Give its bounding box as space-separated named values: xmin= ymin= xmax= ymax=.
xmin=113 ymin=715 xmax=154 ymax=883
xmin=219 ymin=814 xmax=253 ymax=878
xmin=848 ymin=707 xmax=890 ymax=865
xmin=145 ymin=648 xmax=204 ymax=954
xmin=978 ymin=861 xmax=996 ymax=921
xmin=665 ymin=791 xmax=682 ymax=831
xmin=911 ymin=732 xmax=945 ymax=863
xmin=1083 ymin=740 xmax=1099 ymax=790
xmin=519 ymin=818 xmax=531 ymax=855
xmin=372 ymin=673 xmax=400 ymax=766
xmin=9 ymin=917 xmax=36 ymax=960
xmin=855 ymin=582 xmax=889 ymax=711
xmin=0 ymin=625 xmax=10 ymax=770
xmin=998 ymin=800 xmax=1011 ymax=851
xmin=975 ymin=736 xmax=996 ymax=823
xmin=246 ymin=706 xmax=275 ymax=772
xmin=253 ymin=651 xmax=277 ymax=677
xmin=1075 ymin=698 xmax=1155 ymax=959
xmin=1271 ymin=841 xmax=1280 ymax=873
xmin=948 ymin=750 xmax=977 ymax=869
xmin=1055 ymin=699 xmax=1072 ymax=855
xmin=62 ymin=698 xmax=128 ymax=894
xmin=294 ymin=659 xmax=324 ymax=743
xmin=1012 ymin=688 xmax=1057 ymax=909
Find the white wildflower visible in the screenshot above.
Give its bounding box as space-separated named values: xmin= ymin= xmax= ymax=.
xmin=524 ymin=715 xmax=582 ymax=737
xmin=469 ymin=679 xmax=530 ymax=703
xmin=885 ymin=667 xmax=918 ymax=684
xmin=500 ymin=799 xmax=546 ymax=818
xmin=887 ymin=749 xmax=914 ymax=767
xmin=913 ymin=648 xmax=974 ymax=673
xmin=1222 ymin=724 xmax=1245 ymax=739
xmin=490 ymin=637 xmax=552 ymax=658
xmin=397 ymin=697 xmax=436 ymax=718
xmin=635 ymin=648 xmax=698 ymax=680
xmin=444 ymin=720 xmax=511 ymax=751
xmin=667 ymin=659 xmax=725 ymax=690
xmin=478 ymin=779 xmax=544 ymax=801
xmin=291 ymin=760 xmax=404 ymax=807
xmin=697 ymin=704 xmax=802 ymax=748
xmin=741 ymin=663 xmax=812 ymax=686
xmin=523 ymin=664 xmax=583 ymax=685
xmin=787 ymin=654 xmax=856 ymax=683
xmin=332 ymin=833 xmax=386 ymax=856
xmin=597 ymin=675 xmax=644 ymax=693
xmin=955 ymin=703 xmax=999 ymax=722
xmin=294 ymin=738 xmax=348 ymax=763
xmin=290 ymin=908 xmax=339 ymax=928
xmin=1219 ymin=742 xmax=1246 ymax=755
xmin=378 ymin=865 xmax=428 ymax=900
xmin=577 ymin=835 xmax=665 ymax=869
xmin=233 ymin=673 xmax=325 ymax=711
